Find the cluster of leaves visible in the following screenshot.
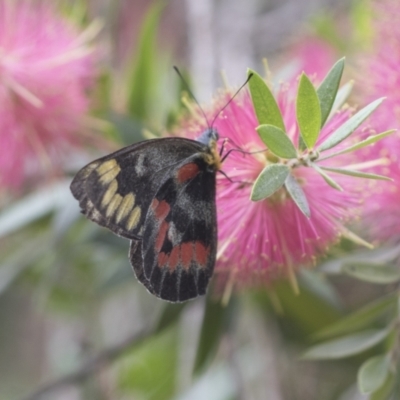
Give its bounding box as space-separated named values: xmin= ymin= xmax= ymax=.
xmin=305 ymin=245 xmax=400 ymax=398
xmin=245 ymin=57 xmax=400 ymax=398
xmin=247 ymin=58 xmax=393 ymax=218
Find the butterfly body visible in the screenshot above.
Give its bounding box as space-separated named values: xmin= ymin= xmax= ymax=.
xmin=70 ymin=129 xmax=220 ymax=302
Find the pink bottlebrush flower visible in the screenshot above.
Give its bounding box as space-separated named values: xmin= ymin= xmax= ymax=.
xmin=0 ymin=0 xmax=96 ymax=191
xmin=289 ymin=37 xmax=338 ymax=82
xmin=357 ymin=0 xmax=400 ymax=241
xmin=175 ymin=81 xmax=370 ymax=288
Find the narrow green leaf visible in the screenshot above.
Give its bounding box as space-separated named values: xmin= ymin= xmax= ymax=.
xmin=319 ymin=166 xmax=392 ymax=181
xmin=328 ymin=80 xmax=354 ymax=119
xmin=318 ymin=130 xmax=396 ymax=161
xmin=193 ymin=298 xmax=233 ymax=374
xmin=298 ymin=270 xmax=342 ymax=309
xmin=318 ymin=98 xmax=385 ymax=152
xmin=257 ymin=125 xmax=297 ymax=158
xmin=320 ymin=246 xmax=400 ymax=275
xmin=317 ymin=58 xmax=345 ymax=127
xmin=339 ymin=225 xmax=374 ymax=249
xmin=255 ymin=280 xmax=341 ymax=337
xmin=311 ymin=163 xmax=343 ymax=191
xmin=313 ymin=294 xmax=397 ymax=340
xmin=296 ymin=73 xmax=322 ymax=149
xmin=155 ymin=302 xmax=187 ymax=333
xmin=251 ymin=164 xmax=290 ymax=201
xmin=298 ymin=135 xmax=307 ymax=151
xmin=247 ymin=69 xmax=286 ymax=130
xmin=302 ymin=328 xmax=391 ymax=360
xmin=358 ymin=355 xmax=390 ymax=394
xmin=127 ymin=2 xmax=163 ymax=119
xmin=343 ymin=262 xmax=400 ymax=284
xmin=285 ymin=174 xmax=310 ymax=218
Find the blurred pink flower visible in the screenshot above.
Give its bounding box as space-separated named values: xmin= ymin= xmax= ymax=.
xmin=362 ymin=0 xmax=400 ymax=131
xmin=358 ymin=0 xmax=400 ymax=241
xmin=0 ymin=1 xmax=96 ymax=191
xmin=290 ymin=37 xmax=338 ymax=81
xmin=176 ymin=82 xmax=369 ymax=287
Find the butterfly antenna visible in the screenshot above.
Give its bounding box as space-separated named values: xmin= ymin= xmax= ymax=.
xmin=173 ymin=66 xmax=211 ymax=128
xmin=210 ymin=73 xmax=253 ymax=127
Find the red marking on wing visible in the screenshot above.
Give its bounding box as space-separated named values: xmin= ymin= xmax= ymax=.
xmin=180 ymin=242 xmax=193 ymax=270
xmin=155 ymin=220 xmax=169 ymax=252
xmin=152 ymin=199 xmax=170 ymax=220
xmin=176 ymin=163 xmax=199 ymax=183
xmin=158 ymin=252 xmax=168 ymax=267
xmin=195 ymin=242 xmax=209 ymax=268
xmin=168 ymin=246 xmax=180 ymax=272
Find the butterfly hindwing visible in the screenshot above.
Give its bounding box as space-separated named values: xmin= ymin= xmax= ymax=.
xmin=70 ymin=138 xmax=206 ymax=240
xmin=130 ymin=155 xmax=217 ymax=302
xmin=129 ymin=240 xmax=158 ymax=296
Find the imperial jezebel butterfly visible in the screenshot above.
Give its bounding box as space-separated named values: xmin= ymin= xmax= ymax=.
xmin=70 ymin=71 xmax=252 ymax=302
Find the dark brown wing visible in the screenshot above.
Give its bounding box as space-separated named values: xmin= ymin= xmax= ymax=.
xmin=130 ymin=155 xmax=217 ymax=302
xmin=70 ymin=138 xmax=206 ymax=240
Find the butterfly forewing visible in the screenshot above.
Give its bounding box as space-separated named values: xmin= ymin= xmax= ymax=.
xmin=130 ymin=155 xmax=217 ymax=302
xmin=70 ymin=138 xmax=205 ymax=240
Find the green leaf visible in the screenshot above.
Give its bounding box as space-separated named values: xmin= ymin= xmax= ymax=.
xmin=311 ymin=163 xmax=343 ymax=191
xmin=256 ymin=125 xmax=297 ymax=158
xmin=296 ymin=73 xmax=322 ymax=149
xmin=254 ymin=280 xmax=341 ymax=337
xmin=298 ymin=270 xmax=342 ymax=309
xmin=318 ymin=98 xmax=385 ymax=152
xmin=318 ymin=129 xmax=396 ymax=161
xmin=319 ymin=166 xmax=392 ymax=181
xmin=251 ymin=164 xmax=290 ymax=201
xmin=247 ymin=69 xmax=286 ymax=131
xmin=155 ymin=302 xmax=187 ymax=333
xmin=193 ymin=298 xmax=233 ymax=374
xmin=339 ymin=226 xmax=374 ymax=249
xmin=391 ymin=365 xmax=400 ymax=399
xmin=343 ymin=262 xmax=400 ymax=284
xmin=0 ymin=180 xmax=72 ymax=238
xmin=302 ymin=328 xmax=391 ymax=360
xmin=313 ymin=294 xmax=397 ymax=340
xmin=320 ymin=245 xmax=400 ymax=274
xmin=370 ymin=373 xmax=395 ymax=400
xmin=117 ymin=327 xmax=177 ymax=400
xmin=317 ymin=58 xmax=345 ymax=127
xmin=328 ymin=80 xmax=354 ymax=118
xmin=127 ymin=2 xmax=163 ymax=120
xmin=285 ymin=174 xmax=310 ymax=218
xmin=358 ymin=355 xmax=390 ymax=394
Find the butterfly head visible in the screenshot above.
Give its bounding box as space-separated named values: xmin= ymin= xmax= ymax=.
xmin=196 ymin=128 xmax=221 ymax=171
xmin=196 ymin=127 xmax=219 ymax=146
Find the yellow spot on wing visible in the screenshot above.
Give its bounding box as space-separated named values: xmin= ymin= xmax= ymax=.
xmin=116 ymin=193 xmax=136 ymax=223
xmin=106 ymin=193 xmax=122 ymax=218
xmin=126 ymin=206 xmax=141 ymax=230
xmin=97 ymin=159 xmax=121 ymax=184
xmin=81 ymin=162 xmax=99 ymax=178
xmin=101 ymin=179 xmax=118 ymax=208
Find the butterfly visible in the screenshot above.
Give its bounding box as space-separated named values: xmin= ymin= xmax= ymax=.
xmin=70 ymin=70 xmax=252 ymax=302
xmin=70 ymin=128 xmax=221 ymax=302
